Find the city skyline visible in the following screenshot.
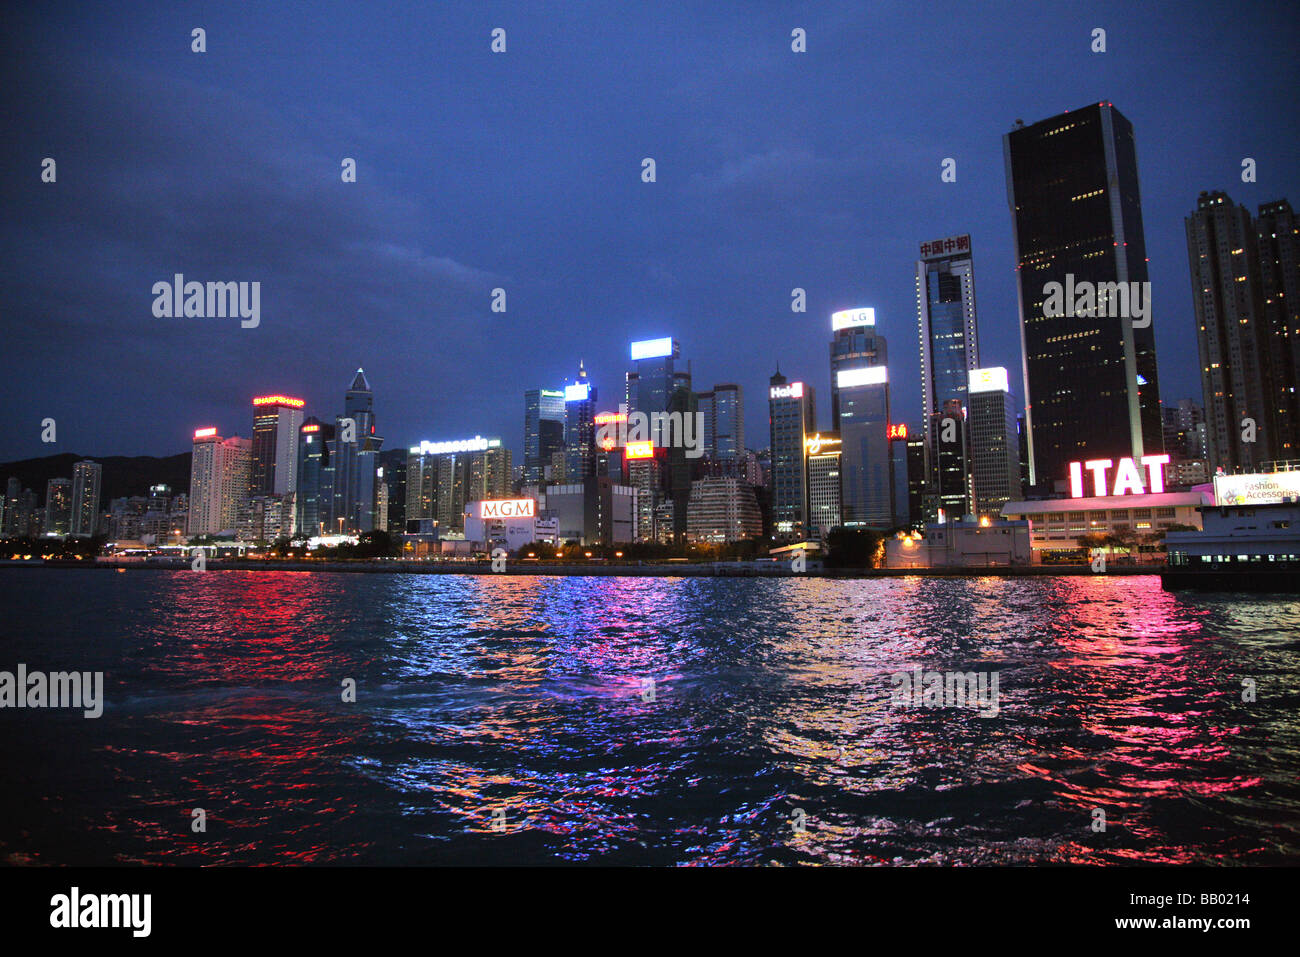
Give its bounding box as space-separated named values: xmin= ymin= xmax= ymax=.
xmin=5 ymin=2 xmax=1298 ymax=466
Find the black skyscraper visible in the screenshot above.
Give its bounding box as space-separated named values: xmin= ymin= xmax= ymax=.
xmin=1005 ymin=103 xmax=1162 ymax=489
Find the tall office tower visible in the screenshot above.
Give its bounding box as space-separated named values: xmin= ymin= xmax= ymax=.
xmin=805 ymin=431 xmax=843 ymax=541
xmin=1005 ymin=103 xmax=1162 ymax=489
xmin=917 ymin=234 xmax=981 ymax=428
xmin=830 ymin=308 xmax=894 ymax=528
xmin=627 ymin=337 xmax=683 ymax=415
xmin=967 ymin=368 xmax=1022 ymax=520
xmin=564 ymin=361 xmax=597 ymax=481
xmin=1255 ymin=199 xmax=1300 ymax=461
xmin=376 ymin=447 xmax=407 ymax=533
xmin=331 ymin=369 xmax=384 ymax=533
xmin=44 ymin=477 xmax=72 ymax=536
xmin=667 ymin=383 xmax=699 ymax=543
xmin=218 ymin=437 xmax=252 ymax=533
xmin=927 ymin=399 xmax=971 ymax=521
xmin=296 ymin=418 xmax=336 ymax=537
xmin=1186 ymin=191 xmax=1274 ymax=470
xmin=70 ymin=459 xmax=102 ymax=537
xmin=905 ymin=436 xmax=927 ymax=527
xmin=768 ymin=371 xmax=816 ymax=539
xmin=2 ymin=477 xmax=21 ymax=537
xmin=697 ymin=383 xmax=744 ymax=461
xmin=524 ymin=388 xmax=567 ymax=483
xmin=626 ymin=454 xmax=661 ymax=542
xmin=250 ymin=395 xmax=305 ymax=495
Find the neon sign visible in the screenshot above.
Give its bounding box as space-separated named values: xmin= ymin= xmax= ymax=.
xmin=887 ymin=423 xmax=908 ymax=440
xmin=564 ymin=383 xmax=591 ymax=402
xmin=805 ymin=434 xmax=842 ymax=455
xmin=301 ymin=424 xmax=320 ymax=433
xmin=770 ymin=382 xmax=805 ymax=400
xmin=836 ymin=366 xmax=887 ymax=388
xmin=193 ymin=427 xmax=218 ymax=439
xmin=594 ymin=412 xmax=627 ymax=425
xmin=411 ymin=436 xmax=501 ymax=455
xmin=252 ymin=395 xmax=305 ymax=408
xmin=967 ymin=368 xmax=1009 ymax=394
xmin=480 ymin=499 xmax=536 ymax=519
xmin=1068 ymin=455 xmax=1170 ymax=497
xmin=625 ymin=441 xmax=655 ymax=459
xmin=832 ymin=308 xmax=875 ymax=330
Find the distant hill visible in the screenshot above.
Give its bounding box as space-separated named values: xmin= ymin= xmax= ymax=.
xmin=0 ymin=452 xmax=191 ymax=505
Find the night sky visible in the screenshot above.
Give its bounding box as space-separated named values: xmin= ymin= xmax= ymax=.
xmin=4 ymin=0 xmax=1298 ymax=463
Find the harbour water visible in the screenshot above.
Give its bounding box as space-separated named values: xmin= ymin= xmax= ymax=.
xmin=1 ymin=568 xmax=1297 ymax=865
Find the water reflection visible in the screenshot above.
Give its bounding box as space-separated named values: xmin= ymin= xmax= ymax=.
xmin=0 ymin=569 xmax=1295 ymax=865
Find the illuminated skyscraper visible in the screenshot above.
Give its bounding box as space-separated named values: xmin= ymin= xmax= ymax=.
xmin=70 ymin=460 xmax=102 ymax=538
xmin=44 ymin=478 xmax=72 ymax=537
xmin=1005 ymin=103 xmax=1162 ymax=489
xmin=830 ymin=309 xmax=893 ymax=529
xmin=333 ymin=369 xmax=384 ymax=532
xmin=966 ymin=368 xmax=1022 ymax=519
xmin=250 ymin=396 xmax=305 ymax=496
xmin=768 ymin=370 xmax=816 ymax=539
xmin=524 ymin=388 xmax=566 ymax=483
xmin=564 ymin=360 xmax=597 ymax=482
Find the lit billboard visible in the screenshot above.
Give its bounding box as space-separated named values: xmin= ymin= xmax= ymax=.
xmin=1213 ymin=471 xmax=1300 ymax=506
xmin=625 ymin=441 xmax=655 ymax=459
xmin=804 ymin=434 xmax=841 ymax=455
xmin=410 ymin=436 xmax=501 ymax=455
xmin=831 ymin=308 xmax=875 ymax=331
xmin=630 ymin=337 xmax=674 ymax=361
xmin=565 ymin=383 xmax=591 ymax=402
xmin=480 ymin=499 xmax=536 ymax=519
xmin=769 ymin=382 xmax=804 ymax=400
xmin=887 ymin=423 xmax=908 ymax=440
xmin=193 ymin=427 xmax=218 ymax=440
xmin=967 ymin=367 xmax=1009 ymax=394
xmin=836 ymin=366 xmax=887 ymax=388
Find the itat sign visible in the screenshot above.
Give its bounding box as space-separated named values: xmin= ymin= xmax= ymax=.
xmin=1068 ymin=455 xmax=1170 ymax=497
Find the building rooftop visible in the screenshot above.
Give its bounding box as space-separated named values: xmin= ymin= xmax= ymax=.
xmin=1001 ymin=491 xmax=1212 ymax=516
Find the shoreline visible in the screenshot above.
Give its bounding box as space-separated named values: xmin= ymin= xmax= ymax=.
xmin=0 ymin=558 xmax=1165 ymax=578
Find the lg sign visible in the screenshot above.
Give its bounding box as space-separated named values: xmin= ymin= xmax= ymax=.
xmin=1068 ymin=455 xmax=1170 ymax=497
xmin=479 ymin=499 xmax=535 ymax=519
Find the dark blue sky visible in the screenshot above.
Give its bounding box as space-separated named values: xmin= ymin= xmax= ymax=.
xmin=3 ymin=0 xmax=1298 ymax=463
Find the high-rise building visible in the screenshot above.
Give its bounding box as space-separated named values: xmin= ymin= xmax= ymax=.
xmin=1185 ymin=191 xmax=1273 ymax=470
xmin=917 ymin=234 xmax=980 ymax=428
xmin=1187 ymin=193 xmax=1300 ymax=469
xmin=296 ymin=418 xmax=336 ymax=537
xmin=830 ymin=308 xmax=894 ymax=529
xmin=405 ymin=436 xmax=507 ymax=535
xmin=767 ymin=371 xmax=816 ymax=539
xmin=1005 ymin=103 xmax=1162 ymax=489
xmin=697 ymin=383 xmax=744 ymax=461
xmin=187 ymin=432 xmax=250 ymax=536
xmin=44 ymin=477 xmax=72 ymax=537
xmin=627 ymin=337 xmax=686 ymax=416
xmin=686 ymin=476 xmax=762 ymax=543
xmin=967 ymin=368 xmax=1022 ymax=520
xmin=927 ymin=400 xmax=971 ymax=521
xmin=805 ymin=431 xmax=842 ymax=541
xmin=1256 ymin=199 xmax=1300 ymax=461
xmin=524 ymin=388 xmax=567 ymax=484
xmin=333 ymin=369 xmax=384 ymax=533
xmin=70 ymin=460 xmax=102 ymax=538
xmin=563 ymin=361 xmax=597 ymax=482
xmin=251 ymin=396 xmax=305 ymax=496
